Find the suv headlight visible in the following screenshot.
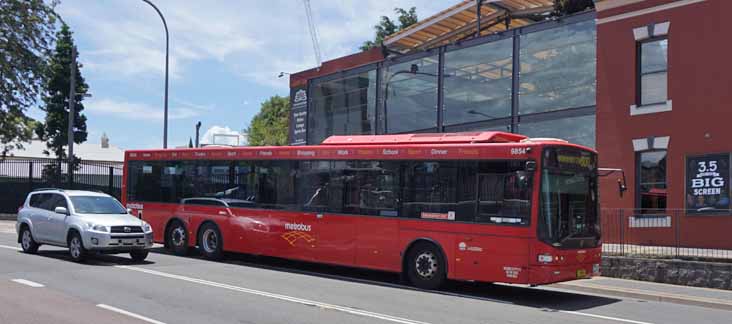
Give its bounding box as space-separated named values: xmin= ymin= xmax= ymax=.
xmin=88 ymin=224 xmax=109 ymax=233
xmin=141 ymin=222 xmax=152 ymax=233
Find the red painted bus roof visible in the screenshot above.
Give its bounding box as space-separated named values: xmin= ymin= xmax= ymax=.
xmin=321 ymin=132 xmax=527 ymax=145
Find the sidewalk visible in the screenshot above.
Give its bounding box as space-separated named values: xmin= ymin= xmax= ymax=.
xmin=551 ymin=276 xmax=732 ymax=311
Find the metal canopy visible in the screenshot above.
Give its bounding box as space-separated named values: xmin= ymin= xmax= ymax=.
xmin=383 ymin=0 xmax=554 ymax=53
xmin=321 ymin=132 xmax=528 ymax=145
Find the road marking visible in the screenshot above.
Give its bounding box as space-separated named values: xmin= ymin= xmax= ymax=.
xmin=0 ymin=244 xmax=21 ymax=251
xmin=11 ymin=279 xmax=45 ymax=288
xmin=97 ymin=304 xmax=166 ymax=324
xmin=559 ymin=310 xmax=654 ymax=324
xmin=116 ymin=265 xmax=432 ymax=324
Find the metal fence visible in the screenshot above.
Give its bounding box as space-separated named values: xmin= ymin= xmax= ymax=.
xmin=601 ymin=208 xmax=732 ymax=261
xmin=0 ymin=158 xmax=123 ymax=213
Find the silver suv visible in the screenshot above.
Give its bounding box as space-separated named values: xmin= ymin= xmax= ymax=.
xmin=16 ymin=189 xmax=153 ymax=262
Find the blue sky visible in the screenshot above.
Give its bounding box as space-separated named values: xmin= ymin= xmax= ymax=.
xmin=32 ymin=0 xmax=447 ymax=149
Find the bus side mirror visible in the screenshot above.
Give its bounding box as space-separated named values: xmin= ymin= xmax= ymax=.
xmin=598 ymin=168 xmax=627 ymax=198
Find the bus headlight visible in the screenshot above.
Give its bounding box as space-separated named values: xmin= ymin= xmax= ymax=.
xmin=538 ymin=254 xmax=553 ymax=264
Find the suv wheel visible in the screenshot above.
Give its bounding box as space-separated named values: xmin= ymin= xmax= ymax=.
xmin=130 ymin=250 xmax=149 ymax=262
xmin=67 ymin=231 xmax=87 ymax=262
xmin=20 ymin=226 xmax=39 ymax=254
xmin=167 ymin=220 xmax=189 ymax=256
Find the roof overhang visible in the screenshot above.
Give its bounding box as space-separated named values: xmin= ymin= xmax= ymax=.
xmin=384 ymin=0 xmax=555 ymax=54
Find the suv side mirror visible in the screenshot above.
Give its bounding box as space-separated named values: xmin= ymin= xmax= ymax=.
xmin=54 ymin=206 xmax=69 ymax=215
xmin=126 ymin=208 xmax=133 ymax=214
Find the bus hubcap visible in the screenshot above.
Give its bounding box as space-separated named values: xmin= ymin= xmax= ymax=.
xmin=202 ymin=229 xmax=218 ymax=253
xmin=415 ymin=251 xmax=438 ymax=279
xmin=172 ymin=227 xmax=186 ymax=246
xmin=22 ymin=231 xmax=31 ymax=249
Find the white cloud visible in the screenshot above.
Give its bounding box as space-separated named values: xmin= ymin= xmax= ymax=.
xmin=85 ymin=98 xmax=204 ymax=121
xmin=56 ymin=0 xmax=446 ymax=90
xmin=201 ymin=125 xmax=247 ymax=146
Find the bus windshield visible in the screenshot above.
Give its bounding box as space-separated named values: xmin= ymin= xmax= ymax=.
xmin=539 ymin=147 xmax=599 ymax=249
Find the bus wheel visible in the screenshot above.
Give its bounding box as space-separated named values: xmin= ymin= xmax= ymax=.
xmin=198 ymin=222 xmax=223 ymax=260
xmin=167 ymin=220 xmax=189 ymax=256
xmin=406 ymin=242 xmax=446 ymax=290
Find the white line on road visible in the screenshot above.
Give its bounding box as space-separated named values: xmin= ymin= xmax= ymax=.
xmin=97 ymin=304 xmax=167 ymax=324
xmin=559 ymin=310 xmax=654 ymax=324
xmin=11 ymin=279 xmax=45 ymax=288
xmin=0 ymin=244 xmax=21 ymax=251
xmin=116 ymin=265 xmax=432 ymax=324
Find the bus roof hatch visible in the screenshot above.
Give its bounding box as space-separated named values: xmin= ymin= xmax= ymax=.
xmin=321 ymin=132 xmax=527 ymax=145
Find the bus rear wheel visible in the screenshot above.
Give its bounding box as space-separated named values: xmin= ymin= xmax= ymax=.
xmin=198 ymin=222 xmax=223 ymax=260
xmin=166 ymin=220 xmax=190 ymax=256
xmin=406 ymin=242 xmax=446 ymax=290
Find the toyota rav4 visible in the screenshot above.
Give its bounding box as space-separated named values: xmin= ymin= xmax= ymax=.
xmin=16 ymin=189 xmax=153 ymax=262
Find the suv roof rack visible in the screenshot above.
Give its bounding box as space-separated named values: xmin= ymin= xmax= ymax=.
xmin=31 ymin=188 xmax=64 ymax=192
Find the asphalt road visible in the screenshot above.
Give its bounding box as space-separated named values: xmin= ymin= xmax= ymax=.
xmin=0 ymin=223 xmax=730 ymax=324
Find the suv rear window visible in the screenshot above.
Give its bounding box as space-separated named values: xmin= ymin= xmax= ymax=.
xmin=29 ymin=194 xmax=45 ymax=208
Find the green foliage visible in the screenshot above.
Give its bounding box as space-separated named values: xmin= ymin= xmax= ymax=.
xmin=554 ymin=0 xmax=595 ymax=16
xmin=35 ymin=24 xmax=89 ymax=162
xmin=0 ymin=0 xmax=58 ymax=156
xmin=247 ymin=96 xmax=290 ymax=146
xmin=360 ymin=7 xmax=418 ymax=51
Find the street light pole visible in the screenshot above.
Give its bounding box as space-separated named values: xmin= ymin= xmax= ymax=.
xmin=142 ymin=0 xmax=169 ymax=149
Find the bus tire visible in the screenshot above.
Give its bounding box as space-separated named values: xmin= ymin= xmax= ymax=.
xmin=166 ymin=220 xmax=190 ymax=256
xmin=405 ymin=241 xmax=446 ymax=290
xmin=198 ymin=222 xmax=224 ymax=260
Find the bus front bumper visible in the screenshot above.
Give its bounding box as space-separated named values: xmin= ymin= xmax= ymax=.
xmin=528 ymin=263 xmax=601 ymax=285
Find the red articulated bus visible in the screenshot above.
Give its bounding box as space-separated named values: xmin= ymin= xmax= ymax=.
xmin=122 ymin=132 xmax=601 ymax=289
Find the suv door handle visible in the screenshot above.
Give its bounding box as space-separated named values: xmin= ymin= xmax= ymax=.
xmin=218 ymin=211 xmax=227 ymax=215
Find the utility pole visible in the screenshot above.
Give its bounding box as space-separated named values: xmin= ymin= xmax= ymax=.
xmin=195 ymin=121 xmax=201 ymax=148
xmin=67 ymin=46 xmax=77 ymax=161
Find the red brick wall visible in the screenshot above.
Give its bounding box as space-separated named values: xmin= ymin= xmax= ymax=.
xmin=597 ymin=0 xmax=732 ymax=249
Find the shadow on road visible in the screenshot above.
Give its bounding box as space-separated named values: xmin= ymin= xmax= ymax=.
xmin=29 ymin=248 xmax=155 ymax=266
xmin=148 ymin=247 xmax=621 ymax=312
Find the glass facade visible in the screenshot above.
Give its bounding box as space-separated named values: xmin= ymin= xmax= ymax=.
xmin=443 ymin=38 xmax=513 ymax=125
xmin=303 ymin=12 xmax=597 ymax=147
xmin=519 ymin=20 xmax=596 ymax=115
xmin=382 ymin=55 xmax=439 ymax=134
xmin=308 ymin=69 xmax=377 ymax=144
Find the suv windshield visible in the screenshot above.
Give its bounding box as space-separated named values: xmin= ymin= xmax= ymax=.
xmin=538 ymin=147 xmax=599 ymax=248
xmin=70 ymin=196 xmax=127 ymax=214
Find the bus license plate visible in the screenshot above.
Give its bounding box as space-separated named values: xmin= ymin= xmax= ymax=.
xmin=576 ymin=269 xmax=587 ymax=278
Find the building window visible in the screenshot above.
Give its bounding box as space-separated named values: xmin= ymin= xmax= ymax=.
xmin=443 ymin=37 xmax=513 ymax=126
xmin=637 ymin=150 xmax=667 ymax=213
xmin=638 ymin=38 xmax=668 ymax=106
xmin=382 ymin=54 xmax=439 ymax=134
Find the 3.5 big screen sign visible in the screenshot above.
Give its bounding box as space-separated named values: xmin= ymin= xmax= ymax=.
xmin=686 ymin=154 xmax=730 ymax=214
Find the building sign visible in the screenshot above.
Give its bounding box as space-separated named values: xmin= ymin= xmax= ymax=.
xmin=686 ymin=154 xmax=730 ymax=214
xmin=289 ymin=86 xmax=308 ymax=145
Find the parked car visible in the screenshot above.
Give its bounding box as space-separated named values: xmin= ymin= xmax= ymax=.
xmin=16 ymin=189 xmax=153 ymax=262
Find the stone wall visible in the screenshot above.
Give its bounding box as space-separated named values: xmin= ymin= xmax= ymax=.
xmin=602 ymin=256 xmax=732 ymax=290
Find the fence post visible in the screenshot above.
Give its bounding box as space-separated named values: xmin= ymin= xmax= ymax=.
xmin=620 ymin=209 xmax=625 ymax=256
xmin=108 ymin=166 xmax=114 ymax=194
xmin=67 ymin=160 xmax=73 ymax=189
xmin=675 ymin=211 xmax=680 ymax=258
xmin=28 ymin=161 xmax=33 ymax=192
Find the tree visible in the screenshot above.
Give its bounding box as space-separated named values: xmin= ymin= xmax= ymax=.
xmin=360 ymin=7 xmax=418 ymax=51
xmin=35 ymin=24 xmax=89 ymax=163
xmin=0 ymin=0 xmax=58 ymax=156
xmin=554 ymin=0 xmax=595 ymax=16
xmin=247 ymin=96 xmax=289 ymax=146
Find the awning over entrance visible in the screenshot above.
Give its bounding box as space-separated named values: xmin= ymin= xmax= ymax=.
xmin=384 ymin=0 xmax=554 ymax=53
